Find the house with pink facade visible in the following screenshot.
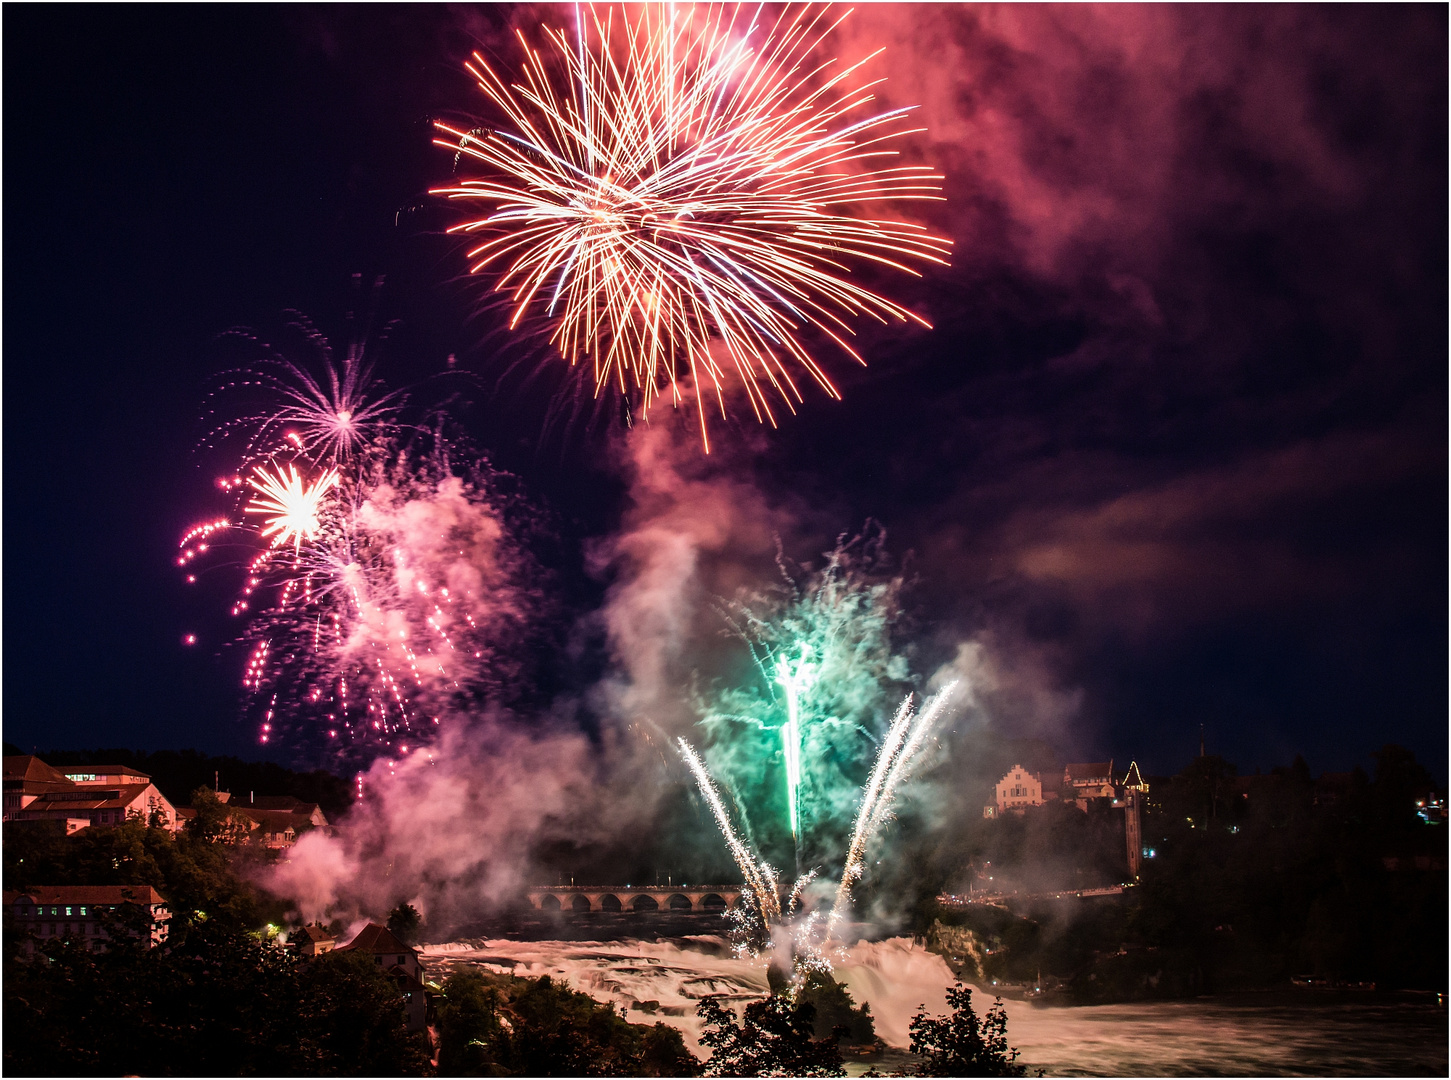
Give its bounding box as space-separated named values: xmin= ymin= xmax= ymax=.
xmin=5 ymin=885 xmax=171 ymax=955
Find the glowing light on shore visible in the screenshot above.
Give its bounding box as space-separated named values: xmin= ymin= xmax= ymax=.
xmin=435 ymin=2 xmax=950 ymax=447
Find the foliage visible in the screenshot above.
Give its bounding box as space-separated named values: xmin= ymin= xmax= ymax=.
xmin=697 ymin=993 xmax=844 ymax=1077
xmin=907 ymin=983 xmax=1025 ymax=1077
xmin=186 ymin=786 xmax=259 ymax=846
xmin=3 ymin=919 xmax=429 ymax=1076
xmin=388 ymin=901 xmax=423 ymax=945
xmin=797 ymin=969 xmax=877 ymax=1045
xmin=4 ymin=814 xmax=283 ymax=933
xmin=435 ymin=968 xmax=700 ymax=1077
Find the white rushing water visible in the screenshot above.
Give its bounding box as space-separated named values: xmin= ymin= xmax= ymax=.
xmin=420 ymin=936 xmax=1448 ymax=1076
xmin=421 ymin=935 xmax=952 ymax=1055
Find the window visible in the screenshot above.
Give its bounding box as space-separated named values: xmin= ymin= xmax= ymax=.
xmin=66 ymin=907 xmax=73 ymax=916
xmin=79 ymin=907 xmax=87 ymax=916
xmin=65 ymin=773 xmax=98 ymax=782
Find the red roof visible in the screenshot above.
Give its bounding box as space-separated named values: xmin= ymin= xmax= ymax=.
xmin=293 ymin=923 xmax=336 ymax=944
xmin=336 ymin=923 xmax=412 ymax=955
xmin=63 ymin=764 xmax=151 ymax=777
xmin=3 ymin=756 xmax=77 ymax=793
xmin=1065 ymin=761 xmax=1115 ymax=781
xmin=5 ymin=884 xmax=169 ymax=906
xmin=232 ymin=807 xmax=300 ymax=831
xmin=22 ymin=783 xmax=163 ymax=812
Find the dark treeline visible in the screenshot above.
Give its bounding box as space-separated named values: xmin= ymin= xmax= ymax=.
xmin=3 ymin=743 xmax=353 ymax=821
xmin=902 ymin=744 xmax=1446 ymax=1001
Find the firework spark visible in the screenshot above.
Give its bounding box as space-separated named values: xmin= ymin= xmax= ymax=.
xmin=435 ymin=2 xmax=950 ymax=448
xmin=183 ymin=316 xmax=534 ymax=761
xmin=826 ymin=681 xmax=958 ymax=941
xmin=244 ymin=463 xmax=338 ymax=551
xmin=774 ymin=647 xmax=815 ymax=842
xmin=677 ymin=736 xmax=782 ymax=930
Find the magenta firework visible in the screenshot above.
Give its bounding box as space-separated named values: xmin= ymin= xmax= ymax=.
xmin=181 ymin=320 xmax=534 ymax=761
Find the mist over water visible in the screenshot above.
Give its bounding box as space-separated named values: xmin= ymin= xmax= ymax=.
xmin=420 ymin=929 xmax=1447 ymax=1077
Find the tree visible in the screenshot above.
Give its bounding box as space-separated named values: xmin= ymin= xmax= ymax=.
xmin=185 ymin=786 xmax=254 ymax=846
xmin=908 ymin=983 xmax=1025 ymax=1077
xmin=436 ymin=969 xmax=700 ymax=1077
xmin=697 ymin=994 xmax=844 ymax=1077
xmin=435 ymin=968 xmax=507 ymax=1076
xmin=387 ymin=901 xmax=423 ymax=946
xmin=797 ymin=969 xmax=877 ymax=1045
xmin=4 ymin=919 xmax=430 ymax=1076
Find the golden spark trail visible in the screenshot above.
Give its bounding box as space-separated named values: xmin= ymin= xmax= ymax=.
xmin=677 ymin=737 xmax=781 ymax=928
xmin=827 ymin=681 xmax=958 ymax=941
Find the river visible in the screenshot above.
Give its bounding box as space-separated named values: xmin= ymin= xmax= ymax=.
xmin=420 ymin=924 xmax=1446 ymax=1076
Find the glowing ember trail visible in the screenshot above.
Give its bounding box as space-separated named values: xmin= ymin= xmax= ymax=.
xmin=434 ymin=2 xmax=950 ymax=448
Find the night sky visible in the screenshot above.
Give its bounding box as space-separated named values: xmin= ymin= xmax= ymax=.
xmin=5 ymin=5 xmax=1446 ymax=782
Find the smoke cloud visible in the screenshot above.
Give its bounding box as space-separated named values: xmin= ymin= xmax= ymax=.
xmin=266 ymin=716 xmax=597 ymax=928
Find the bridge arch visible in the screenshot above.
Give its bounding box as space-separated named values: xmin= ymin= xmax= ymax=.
xmin=631 ymin=894 xmax=659 ymax=912
xmin=700 ymin=893 xmax=728 ymax=912
xmin=539 ymin=894 xmax=562 ymax=912
xmin=570 ymin=894 xmax=592 ymax=913
xmin=598 ymin=893 xmax=622 ymax=912
xmin=666 ymin=893 xmax=693 ymax=911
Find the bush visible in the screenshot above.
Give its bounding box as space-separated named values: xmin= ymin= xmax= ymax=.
xmin=908 ymin=983 xmax=1025 ymax=1077
xmin=697 ymin=993 xmax=844 ymax=1077
xmin=436 ymin=968 xmax=700 ymax=1077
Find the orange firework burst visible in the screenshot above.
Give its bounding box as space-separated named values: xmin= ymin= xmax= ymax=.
xmin=434 ymin=2 xmax=950 ymax=448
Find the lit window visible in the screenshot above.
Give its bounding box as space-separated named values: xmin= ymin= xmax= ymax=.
xmin=66 ymin=907 xmax=73 ymax=916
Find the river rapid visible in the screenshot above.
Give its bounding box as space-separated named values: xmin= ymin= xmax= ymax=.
xmin=420 ymin=931 xmax=1447 ymax=1076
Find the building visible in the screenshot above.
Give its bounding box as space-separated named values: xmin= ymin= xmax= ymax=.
xmin=989 ymin=764 xmax=1048 ymax=816
xmin=4 ymin=756 xmax=82 ymax=819
xmin=291 ymin=924 xmax=336 ymax=956
xmin=230 ymin=795 xmax=329 ymax=848
xmin=234 ymin=795 xmax=329 ymax=829
xmin=1064 ymin=761 xmax=1117 ymax=810
xmin=335 ymin=923 xmax=429 ymax=1031
xmin=2 ymin=756 xmax=179 ymax=832
xmin=5 ymin=885 xmax=171 ymax=955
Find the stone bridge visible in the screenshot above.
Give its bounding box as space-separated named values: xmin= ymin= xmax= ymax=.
xmin=526 ymin=885 xmax=744 ymax=914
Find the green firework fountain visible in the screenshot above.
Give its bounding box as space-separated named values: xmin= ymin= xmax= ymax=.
xmin=704 ymin=529 xmax=911 ymax=868
xmin=773 ymin=648 xmax=816 ymax=844
xmin=685 ymin=530 xmax=953 ymax=959
xmin=679 ymin=682 xmax=958 ymax=954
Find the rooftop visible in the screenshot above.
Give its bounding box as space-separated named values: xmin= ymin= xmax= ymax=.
xmin=336 ymin=923 xmax=413 ymax=956
xmin=5 ymin=884 xmax=169 ymax=906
